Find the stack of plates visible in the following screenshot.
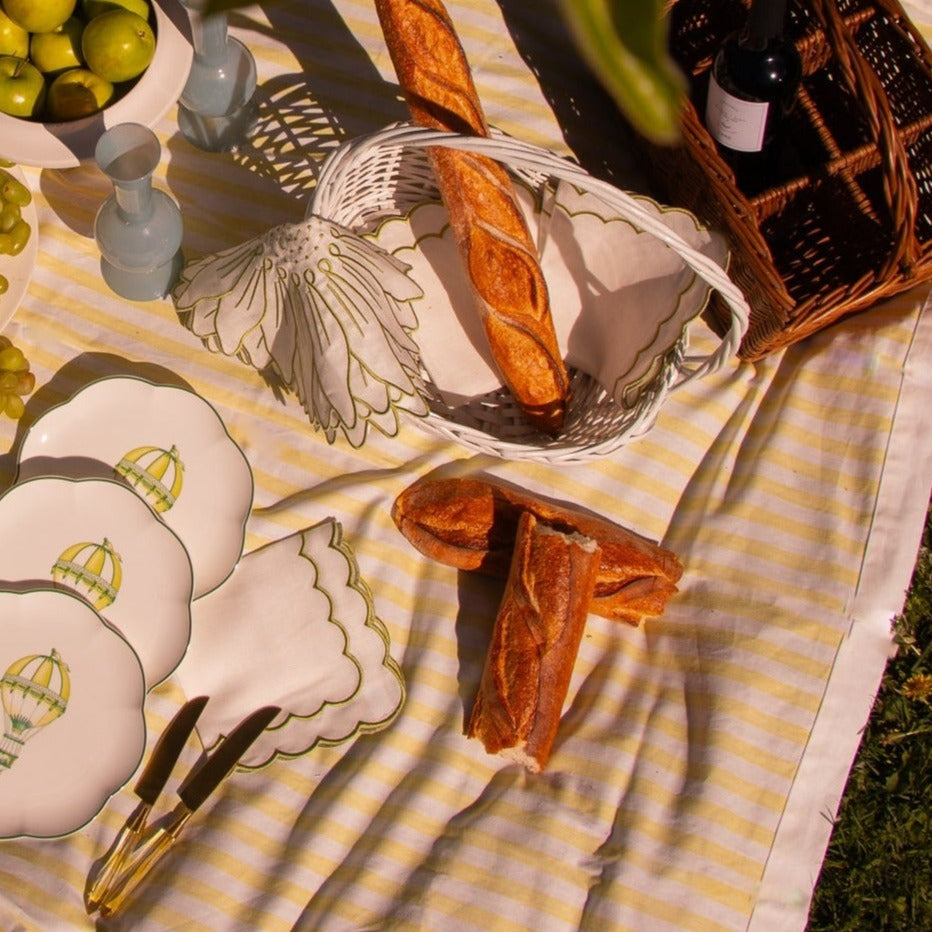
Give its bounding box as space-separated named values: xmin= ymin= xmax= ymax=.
xmin=0 ymin=376 xmax=253 ymax=839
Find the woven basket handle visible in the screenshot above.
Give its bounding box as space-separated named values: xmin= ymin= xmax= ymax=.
xmin=810 ymin=0 xmax=920 ymax=274
xmin=313 ymin=123 xmax=750 ymax=388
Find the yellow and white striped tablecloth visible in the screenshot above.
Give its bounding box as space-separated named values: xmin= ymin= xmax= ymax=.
xmin=0 ymin=2 xmax=930 ymax=929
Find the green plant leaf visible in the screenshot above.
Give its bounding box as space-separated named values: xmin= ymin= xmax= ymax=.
xmin=556 ymin=0 xmax=685 ymax=145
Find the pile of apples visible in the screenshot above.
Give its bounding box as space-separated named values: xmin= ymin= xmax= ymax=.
xmin=0 ymin=0 xmax=156 ymax=122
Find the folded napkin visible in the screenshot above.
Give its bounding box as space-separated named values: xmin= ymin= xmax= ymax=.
xmin=172 ymin=219 xmax=429 ymax=447
xmin=173 ymin=519 xmax=405 ymax=769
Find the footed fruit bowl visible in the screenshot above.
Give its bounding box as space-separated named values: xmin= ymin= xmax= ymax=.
xmin=0 ymin=0 xmax=192 ymax=169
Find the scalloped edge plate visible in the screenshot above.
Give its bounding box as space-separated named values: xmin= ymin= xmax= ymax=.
xmin=16 ymin=375 xmax=253 ymax=599
xmin=0 ymin=476 xmax=193 ymax=688
xmin=0 ymin=587 xmax=146 ymax=840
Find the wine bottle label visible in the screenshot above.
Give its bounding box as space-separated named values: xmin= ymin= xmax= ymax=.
xmin=706 ymin=73 xmax=769 ymax=152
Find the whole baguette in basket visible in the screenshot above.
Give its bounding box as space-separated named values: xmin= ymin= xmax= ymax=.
xmin=392 ymin=475 xmax=683 ymax=626
xmin=374 ymin=0 xmax=570 ymax=435
xmin=467 ymin=511 xmax=602 ymax=772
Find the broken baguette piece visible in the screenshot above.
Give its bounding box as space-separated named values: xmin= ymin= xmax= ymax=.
xmin=392 ymin=476 xmax=683 ymax=625
xmin=467 ymin=511 xmax=601 ymax=772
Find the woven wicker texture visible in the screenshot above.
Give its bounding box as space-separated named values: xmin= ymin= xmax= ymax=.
xmin=309 ymin=124 xmax=748 ymax=463
xmin=646 ymin=0 xmax=932 ymax=359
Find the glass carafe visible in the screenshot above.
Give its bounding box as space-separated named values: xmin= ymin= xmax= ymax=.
xmin=178 ymin=1 xmax=258 ymax=152
xmin=94 ymin=123 xmax=184 ymax=302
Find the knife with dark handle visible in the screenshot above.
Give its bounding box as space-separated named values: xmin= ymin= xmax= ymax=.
xmin=97 ymin=705 xmax=281 ymax=918
xmin=85 ymin=695 xmax=209 ymax=913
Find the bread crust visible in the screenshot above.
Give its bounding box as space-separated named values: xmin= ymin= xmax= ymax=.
xmin=466 ymin=512 xmax=601 ymax=771
xmin=392 ymin=475 xmax=683 ymax=625
xmin=374 ymin=0 xmax=570 ymax=434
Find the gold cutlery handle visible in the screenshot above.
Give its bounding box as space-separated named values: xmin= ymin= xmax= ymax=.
xmin=98 ymin=810 xmax=192 ymax=917
xmin=86 ymin=802 xmax=151 ymax=912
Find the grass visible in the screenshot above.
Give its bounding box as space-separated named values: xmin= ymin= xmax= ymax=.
xmin=807 ymin=502 xmax=932 ymax=931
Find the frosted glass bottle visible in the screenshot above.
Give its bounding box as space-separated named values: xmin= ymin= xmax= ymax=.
xmin=94 ymin=123 xmax=184 ymax=302
xmin=178 ymin=0 xmax=258 ymax=152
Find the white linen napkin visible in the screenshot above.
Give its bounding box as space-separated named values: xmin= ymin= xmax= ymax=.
xmin=173 ymin=518 xmax=404 ymax=769
xmin=371 ymin=179 xmax=728 ymax=409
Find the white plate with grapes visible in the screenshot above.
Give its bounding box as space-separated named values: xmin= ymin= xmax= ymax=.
xmin=0 ymin=165 xmax=38 ymax=332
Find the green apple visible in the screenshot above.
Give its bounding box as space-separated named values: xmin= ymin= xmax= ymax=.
xmin=46 ymin=66 xmax=113 ymax=120
xmin=81 ymin=9 xmax=154 ymax=83
xmin=2 ymin=0 xmax=77 ymax=34
xmin=30 ymin=17 xmax=85 ymax=75
xmin=0 ymin=8 xmax=28 ymax=59
xmin=0 ymin=55 xmax=45 ymax=118
xmin=82 ymin=0 xmax=150 ymax=18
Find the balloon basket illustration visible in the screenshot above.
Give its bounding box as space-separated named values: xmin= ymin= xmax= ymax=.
xmin=0 ymin=649 xmax=70 ymax=772
xmin=51 ymin=538 xmax=123 ymax=611
xmin=114 ymin=444 xmax=185 ymax=513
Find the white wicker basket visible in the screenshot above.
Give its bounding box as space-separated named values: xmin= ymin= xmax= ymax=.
xmin=307 ymin=123 xmax=749 ymax=465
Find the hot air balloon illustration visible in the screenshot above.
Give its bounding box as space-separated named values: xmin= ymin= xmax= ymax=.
xmin=0 ymin=649 xmax=70 ymax=771
xmin=114 ymin=443 xmax=185 ymax=513
xmin=51 ymin=538 xmax=123 ymax=611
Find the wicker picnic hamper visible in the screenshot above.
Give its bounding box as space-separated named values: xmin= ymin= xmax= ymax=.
xmin=641 ymin=0 xmax=932 ymax=360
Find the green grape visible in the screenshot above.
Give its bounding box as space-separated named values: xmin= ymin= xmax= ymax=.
xmin=0 ymin=344 xmax=27 ymax=372
xmin=0 ymin=169 xmax=31 ymax=208
xmin=0 ymin=202 xmax=19 ymax=234
xmin=0 ymin=275 xmax=7 ymax=295
xmin=0 ymin=391 xmax=24 ymax=420
xmin=11 ymin=370 xmax=34 ymax=396
xmin=0 ymin=220 xmax=30 ymax=257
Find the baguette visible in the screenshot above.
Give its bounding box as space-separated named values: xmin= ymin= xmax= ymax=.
xmin=467 ymin=511 xmax=601 ymax=772
xmin=374 ymin=0 xmax=570 ymax=434
xmin=392 ymin=475 xmax=683 ymax=625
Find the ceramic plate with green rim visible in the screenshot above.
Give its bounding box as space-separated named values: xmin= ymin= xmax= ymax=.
xmin=0 ymin=476 xmax=193 ymax=688
xmin=16 ymin=375 xmax=254 ymax=599
xmin=0 ymin=587 xmax=146 ymax=840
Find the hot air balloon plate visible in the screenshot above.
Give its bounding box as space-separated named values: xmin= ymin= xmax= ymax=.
xmin=0 ymin=587 xmax=146 ymax=840
xmin=0 ymin=477 xmax=194 ymax=689
xmin=15 ymin=376 xmax=254 ymax=599
xmin=0 ymin=166 xmax=39 ymax=333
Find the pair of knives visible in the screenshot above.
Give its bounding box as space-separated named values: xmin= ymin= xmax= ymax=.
xmin=87 ymin=698 xmax=280 ymax=917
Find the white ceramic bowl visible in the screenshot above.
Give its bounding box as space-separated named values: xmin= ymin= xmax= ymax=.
xmin=0 ymin=0 xmax=193 ymax=169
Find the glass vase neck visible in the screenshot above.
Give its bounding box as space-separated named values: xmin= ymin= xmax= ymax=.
xmin=95 ymin=122 xmax=160 ymax=218
xmin=192 ymin=10 xmax=228 ymax=64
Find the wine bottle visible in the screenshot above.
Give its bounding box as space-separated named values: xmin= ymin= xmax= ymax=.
xmin=704 ymin=0 xmax=802 ymax=193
